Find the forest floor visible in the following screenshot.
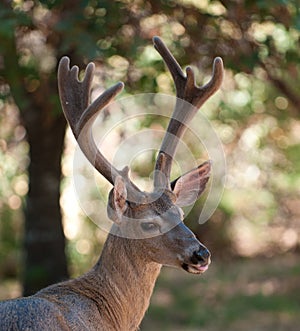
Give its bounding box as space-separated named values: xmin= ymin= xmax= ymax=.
xmin=141 ymin=253 xmax=300 ymax=331
xmin=0 ymin=254 xmax=299 ymax=330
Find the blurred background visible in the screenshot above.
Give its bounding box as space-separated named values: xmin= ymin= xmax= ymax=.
xmin=0 ymin=0 xmax=299 ymax=330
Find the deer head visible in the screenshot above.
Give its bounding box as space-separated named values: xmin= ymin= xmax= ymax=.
xmin=58 ymin=37 xmax=223 ymax=274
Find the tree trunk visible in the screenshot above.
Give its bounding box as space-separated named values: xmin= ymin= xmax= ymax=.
xmin=18 ymin=72 xmax=69 ymax=295
xmin=22 ymin=104 xmax=68 ymax=296
xmin=0 ymin=27 xmax=70 ymax=295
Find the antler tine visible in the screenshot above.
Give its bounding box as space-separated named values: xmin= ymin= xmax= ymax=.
xmin=58 ymin=56 xmax=125 ymax=185
xmin=152 ymin=36 xmax=224 ymax=188
xmin=153 ymin=37 xmax=223 ymax=106
xmin=187 ymin=57 xmax=224 ymax=108
xmin=153 ymin=36 xmax=186 ymax=95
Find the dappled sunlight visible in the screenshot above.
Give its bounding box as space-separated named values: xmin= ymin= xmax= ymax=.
xmin=61 ymin=128 xmax=82 ymax=241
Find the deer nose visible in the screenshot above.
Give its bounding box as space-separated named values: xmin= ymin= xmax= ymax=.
xmin=192 ymin=246 xmax=211 ymax=264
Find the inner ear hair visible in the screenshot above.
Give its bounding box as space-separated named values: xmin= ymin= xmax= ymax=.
xmin=113 ymin=176 xmax=128 ymax=221
xmin=170 ymin=161 xmax=211 ymax=207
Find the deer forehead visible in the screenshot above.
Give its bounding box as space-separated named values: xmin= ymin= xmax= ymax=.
xmin=128 ymin=190 xmax=180 ymax=218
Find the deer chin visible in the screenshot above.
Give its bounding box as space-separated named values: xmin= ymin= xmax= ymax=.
xmin=181 ymin=262 xmax=209 ymax=275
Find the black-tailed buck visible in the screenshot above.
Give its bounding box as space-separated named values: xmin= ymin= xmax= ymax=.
xmin=0 ymin=37 xmax=223 ymax=330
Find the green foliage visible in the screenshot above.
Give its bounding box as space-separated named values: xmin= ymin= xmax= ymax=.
xmin=286 ymin=144 xmax=300 ymax=173
xmin=0 ymin=6 xmax=31 ymax=39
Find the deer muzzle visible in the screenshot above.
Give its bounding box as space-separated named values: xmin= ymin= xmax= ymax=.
xmin=182 ymin=244 xmax=211 ymax=274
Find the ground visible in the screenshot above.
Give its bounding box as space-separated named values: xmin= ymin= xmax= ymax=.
xmin=141 ymin=254 xmax=300 ymax=331
xmin=1 ymin=254 xmax=299 ymax=330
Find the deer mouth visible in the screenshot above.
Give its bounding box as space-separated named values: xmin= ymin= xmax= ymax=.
xmin=181 ymin=262 xmax=210 ymax=274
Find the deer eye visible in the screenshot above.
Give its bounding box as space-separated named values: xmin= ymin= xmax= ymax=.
xmin=140 ymin=222 xmax=159 ymax=232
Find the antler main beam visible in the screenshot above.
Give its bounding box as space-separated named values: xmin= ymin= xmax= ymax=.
xmin=153 ymin=36 xmax=224 ymax=188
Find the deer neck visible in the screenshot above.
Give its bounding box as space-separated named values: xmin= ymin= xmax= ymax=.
xmin=85 ymin=232 xmax=162 ymax=330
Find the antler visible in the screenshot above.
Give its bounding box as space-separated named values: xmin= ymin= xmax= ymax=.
xmin=152 ymin=36 xmax=224 ymax=188
xmin=58 ymin=57 xmax=140 ymax=196
xmin=58 ymin=38 xmax=223 ymax=202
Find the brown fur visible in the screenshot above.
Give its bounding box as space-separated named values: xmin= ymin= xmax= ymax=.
xmin=0 ymin=233 xmax=161 ymax=330
xmin=0 ymin=182 xmax=209 ymax=330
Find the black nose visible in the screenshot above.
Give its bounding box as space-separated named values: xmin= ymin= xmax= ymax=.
xmin=191 ymin=246 xmax=211 ymax=264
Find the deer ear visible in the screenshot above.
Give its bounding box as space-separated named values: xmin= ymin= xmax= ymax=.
xmin=113 ymin=176 xmax=128 ymax=223
xmin=170 ymin=161 xmax=211 ymax=207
